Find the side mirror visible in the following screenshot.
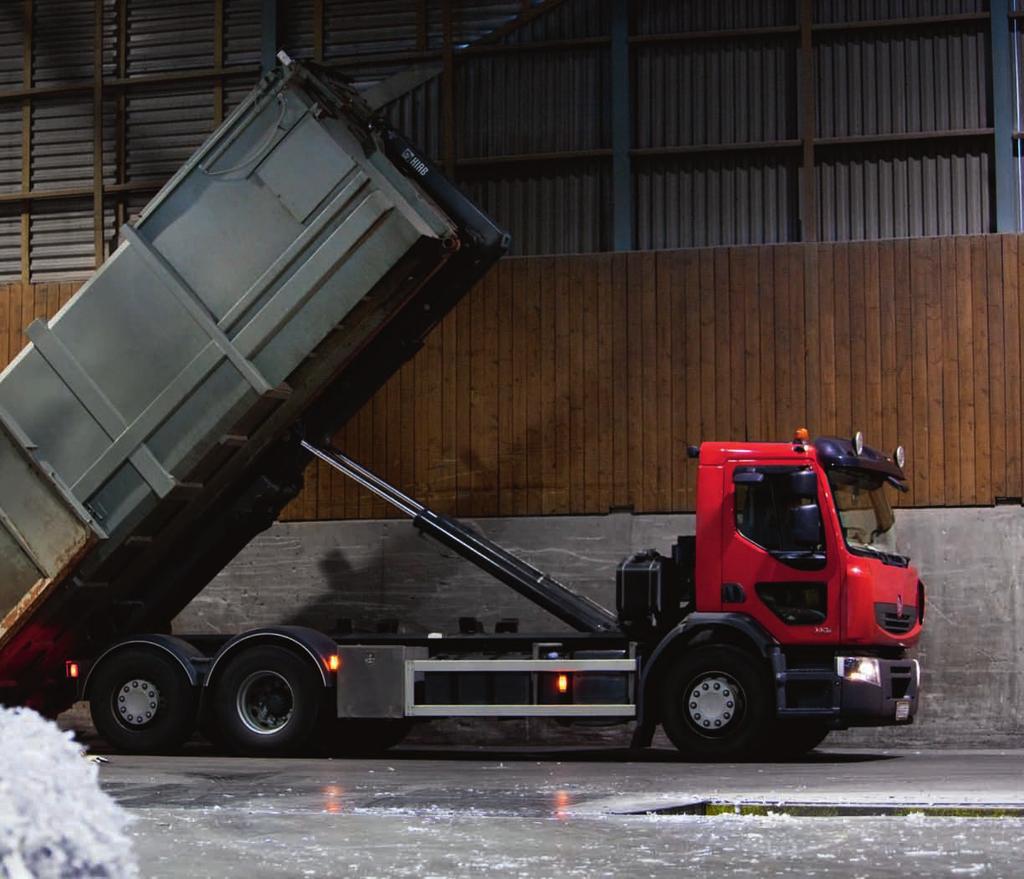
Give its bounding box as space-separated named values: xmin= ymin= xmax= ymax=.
xmin=789 ymin=469 xmax=817 ymax=499
xmin=791 ymin=503 xmax=822 ymax=547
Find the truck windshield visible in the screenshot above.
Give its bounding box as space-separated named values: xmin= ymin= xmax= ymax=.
xmin=827 ymin=469 xmax=897 ymax=556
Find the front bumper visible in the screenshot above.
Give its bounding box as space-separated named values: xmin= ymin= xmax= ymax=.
xmin=836 ymin=655 xmax=920 ymax=726
xmin=772 ymin=650 xmax=920 ymax=728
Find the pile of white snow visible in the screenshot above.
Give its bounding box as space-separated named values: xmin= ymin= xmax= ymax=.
xmin=0 ymin=706 xmax=137 ymax=878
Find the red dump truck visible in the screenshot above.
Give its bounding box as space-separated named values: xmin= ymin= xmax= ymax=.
xmin=0 ymin=58 xmax=922 ymax=759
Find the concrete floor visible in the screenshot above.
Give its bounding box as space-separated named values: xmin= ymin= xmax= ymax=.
xmin=101 ymin=747 xmax=1024 ymax=878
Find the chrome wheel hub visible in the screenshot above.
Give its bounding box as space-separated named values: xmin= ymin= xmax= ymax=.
xmin=116 ymin=678 xmax=160 ymax=727
xmin=686 ymin=673 xmax=739 ymax=732
xmin=236 ymin=671 xmax=294 ymax=735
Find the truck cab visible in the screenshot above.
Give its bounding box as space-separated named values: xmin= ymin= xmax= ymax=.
xmin=701 ymin=431 xmax=922 ymax=650
xmin=627 ymin=430 xmax=922 ymax=758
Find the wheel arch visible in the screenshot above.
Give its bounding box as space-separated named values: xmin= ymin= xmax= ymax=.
xmin=633 ymin=614 xmax=777 ymax=743
xmin=204 ymin=626 xmax=337 ymax=690
xmin=83 ymin=634 xmax=204 ymax=698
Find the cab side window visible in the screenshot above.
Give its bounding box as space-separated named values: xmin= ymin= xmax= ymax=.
xmin=735 ymin=472 xmax=823 ymax=552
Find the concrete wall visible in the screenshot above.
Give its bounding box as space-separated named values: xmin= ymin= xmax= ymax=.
xmin=174 ymin=507 xmax=1024 ymax=749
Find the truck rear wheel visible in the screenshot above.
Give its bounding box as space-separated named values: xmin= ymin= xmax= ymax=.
xmin=211 ymin=645 xmax=323 ymax=756
xmin=659 ymin=644 xmax=773 ymax=761
xmin=89 ymin=647 xmax=197 ymax=754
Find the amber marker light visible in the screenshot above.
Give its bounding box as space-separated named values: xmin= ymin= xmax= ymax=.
xmin=557 ymin=674 xmax=569 ymax=694
xmin=327 ymin=655 xmax=341 ymax=672
xmin=65 ymin=661 xmax=80 ymax=679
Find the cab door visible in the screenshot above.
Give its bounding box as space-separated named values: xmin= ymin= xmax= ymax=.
xmin=718 ymin=462 xmax=841 ymax=646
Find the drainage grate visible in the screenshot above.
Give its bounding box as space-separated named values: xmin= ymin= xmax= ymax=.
xmin=620 ymin=801 xmax=1024 ymax=818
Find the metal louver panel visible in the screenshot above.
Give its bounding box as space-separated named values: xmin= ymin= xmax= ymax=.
xmin=31 ymin=98 xmax=93 ymax=192
xmin=499 ymin=0 xmax=607 ymax=41
xmin=224 ymin=0 xmax=261 ymax=67
xmin=326 ymin=1 xmax=422 ymax=58
xmin=457 ymin=48 xmax=609 ymax=157
xmin=454 ymin=2 xmax=534 ymax=44
xmin=126 ymin=0 xmax=215 ymax=74
xmin=634 ymin=0 xmax=795 ymax=34
xmin=0 ymin=7 xmax=20 ymax=280
xmin=462 ymin=162 xmax=610 ymax=255
xmin=635 ymin=157 xmax=799 ymax=249
xmin=29 ymin=1 xmax=97 ymax=279
xmin=0 ymin=10 xmax=20 ymax=89
xmin=125 ymin=86 xmax=214 ymax=180
xmin=635 ymin=41 xmax=796 ymax=149
xmin=282 ymin=0 xmax=315 ymax=60
xmin=223 ymin=79 xmax=260 ymax=116
xmin=102 ymin=0 xmax=118 ymax=78
xmin=0 ymin=208 xmax=18 ymax=281
xmin=817 ymin=144 xmax=990 ymax=240
xmin=815 ymin=28 xmax=988 ymax=137
xmin=29 ymin=203 xmax=94 ymax=280
xmin=0 ymin=106 xmax=19 ymax=195
xmin=814 ymin=1 xmax=985 ymax=24
xmin=32 ymin=0 xmax=93 ymax=86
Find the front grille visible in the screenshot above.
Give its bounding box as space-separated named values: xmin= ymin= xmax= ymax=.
xmin=875 ymin=602 xmax=916 ymax=634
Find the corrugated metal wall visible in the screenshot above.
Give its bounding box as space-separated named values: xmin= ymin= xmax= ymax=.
xmin=0 ymin=0 xmax=1018 ymax=271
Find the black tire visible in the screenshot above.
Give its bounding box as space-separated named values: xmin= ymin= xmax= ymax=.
xmin=318 ymin=719 xmax=413 ymax=757
xmin=764 ymin=721 xmax=830 ymax=759
xmin=89 ymin=647 xmax=198 ymax=754
xmin=659 ymin=644 xmax=773 ymax=761
xmin=211 ymin=645 xmax=323 ymax=756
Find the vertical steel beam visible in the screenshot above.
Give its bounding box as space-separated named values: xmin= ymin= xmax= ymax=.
xmin=93 ymin=0 xmax=105 ymax=267
xmin=261 ymin=0 xmax=279 ymax=74
xmin=610 ymin=0 xmax=632 ymax=250
xmin=799 ymin=0 xmax=817 ymax=242
xmin=20 ymin=0 xmax=31 ymax=283
xmin=992 ymin=0 xmax=1017 ymax=231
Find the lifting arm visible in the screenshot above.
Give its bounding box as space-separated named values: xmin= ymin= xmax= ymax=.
xmin=300 ymin=442 xmax=621 ymax=633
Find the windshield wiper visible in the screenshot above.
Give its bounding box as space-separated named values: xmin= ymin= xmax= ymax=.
xmin=848 ymin=544 xmax=910 ymax=567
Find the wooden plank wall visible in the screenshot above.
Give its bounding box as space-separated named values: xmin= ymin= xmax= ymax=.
xmin=2 ymin=234 xmax=1023 ymax=520
xmin=283 ymin=234 xmax=1024 ymax=520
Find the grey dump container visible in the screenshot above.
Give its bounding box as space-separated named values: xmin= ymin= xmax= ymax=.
xmin=0 ymin=59 xmax=506 ymax=701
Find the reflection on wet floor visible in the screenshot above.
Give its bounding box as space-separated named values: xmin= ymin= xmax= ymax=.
xmin=321 ymin=783 xmax=345 ymax=814
xmin=552 ymin=789 xmax=572 ymax=820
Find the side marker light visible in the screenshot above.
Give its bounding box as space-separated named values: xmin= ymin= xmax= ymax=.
xmin=557 ymin=674 xmax=569 ymax=694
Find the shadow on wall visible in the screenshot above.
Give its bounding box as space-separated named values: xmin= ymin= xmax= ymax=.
xmin=283 ymin=522 xmax=598 ymax=635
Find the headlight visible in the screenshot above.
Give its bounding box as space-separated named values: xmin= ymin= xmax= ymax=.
xmin=836 ymin=656 xmax=881 ymax=686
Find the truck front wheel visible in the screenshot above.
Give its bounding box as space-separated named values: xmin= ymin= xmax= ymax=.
xmin=211 ymin=645 xmax=323 ymax=756
xmin=89 ymin=647 xmax=198 ymax=754
xmin=659 ymin=644 xmax=773 ymax=761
